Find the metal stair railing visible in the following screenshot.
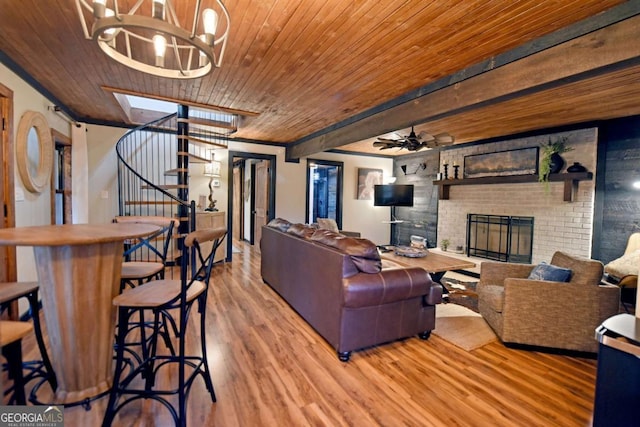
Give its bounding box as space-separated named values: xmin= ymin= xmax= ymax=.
xmin=116 ymin=113 xmax=194 ymax=266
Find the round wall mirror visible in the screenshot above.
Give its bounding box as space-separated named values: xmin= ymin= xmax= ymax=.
xmin=16 ymin=111 xmax=53 ymax=193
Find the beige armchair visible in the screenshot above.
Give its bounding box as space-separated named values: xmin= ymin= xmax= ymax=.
xmin=478 ymin=251 xmax=620 ymax=353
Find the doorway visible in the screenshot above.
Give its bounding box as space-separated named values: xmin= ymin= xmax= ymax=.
xmin=227 ymin=152 xmax=276 ymax=259
xmin=306 ymin=159 xmax=343 ymax=228
xmin=0 ymin=82 xmax=17 ymax=282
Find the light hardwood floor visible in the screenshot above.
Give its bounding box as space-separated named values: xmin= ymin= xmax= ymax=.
xmin=16 ymin=241 xmax=597 ymax=426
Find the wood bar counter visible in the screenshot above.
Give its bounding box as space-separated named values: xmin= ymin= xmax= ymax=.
xmin=0 ymin=223 xmax=160 ymax=406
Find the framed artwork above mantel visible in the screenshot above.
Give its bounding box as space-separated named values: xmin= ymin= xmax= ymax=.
xmin=463 ymin=147 xmax=539 ymax=179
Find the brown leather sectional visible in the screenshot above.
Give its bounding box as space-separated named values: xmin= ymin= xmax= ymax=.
xmin=260 ymin=219 xmax=442 ymax=361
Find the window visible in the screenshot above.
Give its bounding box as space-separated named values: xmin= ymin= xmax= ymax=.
xmin=306 ymin=159 xmax=343 ymax=228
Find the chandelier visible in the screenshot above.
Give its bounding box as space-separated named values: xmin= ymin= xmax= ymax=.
xmin=75 ymin=0 xmax=230 ymax=79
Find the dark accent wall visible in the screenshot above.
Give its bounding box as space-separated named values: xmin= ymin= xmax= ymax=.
xmin=596 ymin=116 xmax=640 ymax=264
xmin=390 ymin=150 xmax=440 ymax=247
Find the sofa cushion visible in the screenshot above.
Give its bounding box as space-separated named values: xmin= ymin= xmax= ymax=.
xmin=317 ymin=218 xmax=340 ymax=233
xmin=286 ymin=223 xmax=316 ymax=239
xmin=267 ymin=217 xmax=291 ymax=232
xmin=310 ymin=229 xmax=381 ymax=273
xmin=527 ymin=262 xmax=572 ymax=282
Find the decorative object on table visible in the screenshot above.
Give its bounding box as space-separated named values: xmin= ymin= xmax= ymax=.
xmin=440 ymin=239 xmax=450 ymax=251
xmin=455 ymin=245 xmax=464 ymax=254
xmin=410 ymin=235 xmax=427 ymax=249
xmin=453 ymin=163 xmax=460 ymax=179
xmin=204 ymin=159 xmax=221 ymax=211
xmin=442 ymin=163 xmax=449 ymax=180
xmin=539 ymin=137 xmax=573 ymax=183
xmin=357 ymin=168 xmax=383 ymax=200
xmin=394 ymin=246 xmax=428 ymax=258
xmin=464 ymin=147 xmax=538 ymax=179
xmin=567 ymin=162 xmax=587 ymax=173
xmin=75 ymin=0 xmax=230 ymax=79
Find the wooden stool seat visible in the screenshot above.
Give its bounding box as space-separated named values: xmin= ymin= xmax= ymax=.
xmin=0 ymin=282 xmax=39 ymax=305
xmin=0 ymin=281 xmax=57 ymax=404
xmin=1 ymin=320 xmax=34 ymax=405
xmin=114 ymin=280 xmax=206 ymax=308
xmin=0 ymin=320 xmax=33 ymax=345
xmin=121 ymin=261 xmax=164 ymax=280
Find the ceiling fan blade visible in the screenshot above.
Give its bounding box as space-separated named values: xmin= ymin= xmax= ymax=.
xmin=434 ymin=133 xmax=455 ymax=145
xmin=417 ymin=131 xmax=435 ymax=142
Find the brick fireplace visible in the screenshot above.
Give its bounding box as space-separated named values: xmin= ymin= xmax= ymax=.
xmin=437 ymin=128 xmax=597 ymax=264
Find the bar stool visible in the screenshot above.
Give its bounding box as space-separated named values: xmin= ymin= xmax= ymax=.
xmin=103 ymin=228 xmax=226 ymax=426
xmin=113 ymin=216 xmax=180 ymax=362
xmin=0 ymin=282 xmax=57 ymax=404
xmin=1 ymin=320 xmax=33 ymax=404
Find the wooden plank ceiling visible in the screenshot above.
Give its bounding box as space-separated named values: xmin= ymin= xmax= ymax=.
xmin=0 ymin=0 xmax=636 ymax=158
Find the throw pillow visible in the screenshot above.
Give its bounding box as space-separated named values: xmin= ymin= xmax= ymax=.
xmin=267 ymin=218 xmax=291 ymax=232
xmin=527 ymin=262 xmax=572 ymax=282
xmin=317 ymin=218 xmax=340 ymax=233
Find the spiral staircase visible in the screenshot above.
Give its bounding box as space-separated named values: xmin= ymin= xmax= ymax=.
xmin=116 ymin=105 xmax=235 ymax=263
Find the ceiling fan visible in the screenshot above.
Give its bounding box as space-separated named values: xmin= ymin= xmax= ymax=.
xmin=373 ymin=126 xmax=454 ymax=151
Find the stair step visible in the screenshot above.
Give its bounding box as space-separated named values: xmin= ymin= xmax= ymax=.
xmin=124 ymin=200 xmax=180 ymax=205
xmin=181 ymin=135 xmax=228 ymax=149
xmin=177 ymin=117 xmax=237 ymax=131
xmin=141 ymin=184 xmax=187 ymax=190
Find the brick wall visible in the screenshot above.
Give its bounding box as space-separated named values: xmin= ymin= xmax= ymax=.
xmin=437 ymin=128 xmax=597 ymax=263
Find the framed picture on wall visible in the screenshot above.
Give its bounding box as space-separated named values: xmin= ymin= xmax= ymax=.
xmin=464 ymin=147 xmax=539 ymax=179
xmin=357 ymin=168 xmax=383 ymax=200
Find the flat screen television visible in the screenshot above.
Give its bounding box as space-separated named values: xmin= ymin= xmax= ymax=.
xmin=374 ymin=184 xmax=414 ymax=207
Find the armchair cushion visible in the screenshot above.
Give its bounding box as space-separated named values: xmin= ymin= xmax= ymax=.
xmin=527 ymin=262 xmax=572 ymax=282
xmin=605 ymin=249 xmax=640 ymax=280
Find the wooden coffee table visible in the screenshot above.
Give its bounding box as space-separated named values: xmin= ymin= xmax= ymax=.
xmin=380 ymin=247 xmax=476 ymax=285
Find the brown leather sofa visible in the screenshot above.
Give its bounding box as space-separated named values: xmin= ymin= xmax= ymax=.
xmin=260 ymin=219 xmax=442 ymax=361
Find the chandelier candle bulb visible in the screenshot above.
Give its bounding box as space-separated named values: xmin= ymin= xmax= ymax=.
xmin=203 ymin=8 xmax=219 ymax=45
xmin=152 ymin=0 xmax=166 ymax=20
xmin=153 ymin=34 xmax=166 ymax=67
xmin=93 ymin=0 xmax=106 ymax=18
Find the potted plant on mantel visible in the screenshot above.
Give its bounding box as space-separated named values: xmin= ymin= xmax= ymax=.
xmin=539 ymin=137 xmax=573 ymax=184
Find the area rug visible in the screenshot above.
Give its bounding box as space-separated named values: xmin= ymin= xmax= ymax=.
xmin=440 ymin=277 xmax=479 ymax=313
xmin=433 ymin=303 xmax=497 ymax=351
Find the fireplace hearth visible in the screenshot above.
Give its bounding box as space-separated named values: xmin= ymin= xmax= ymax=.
xmin=467 ymin=214 xmax=533 ymax=263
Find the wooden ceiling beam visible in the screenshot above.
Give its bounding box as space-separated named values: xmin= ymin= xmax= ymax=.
xmin=286 ymin=14 xmax=640 ymax=161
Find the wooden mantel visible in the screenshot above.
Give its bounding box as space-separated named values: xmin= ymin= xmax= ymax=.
xmin=433 ymin=172 xmax=593 ymax=202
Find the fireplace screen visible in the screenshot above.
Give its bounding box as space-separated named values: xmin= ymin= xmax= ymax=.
xmin=466 ymin=214 xmax=533 ymax=263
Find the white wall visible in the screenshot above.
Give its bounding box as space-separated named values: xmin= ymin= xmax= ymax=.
xmin=0 ymin=63 xmax=73 ymax=281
